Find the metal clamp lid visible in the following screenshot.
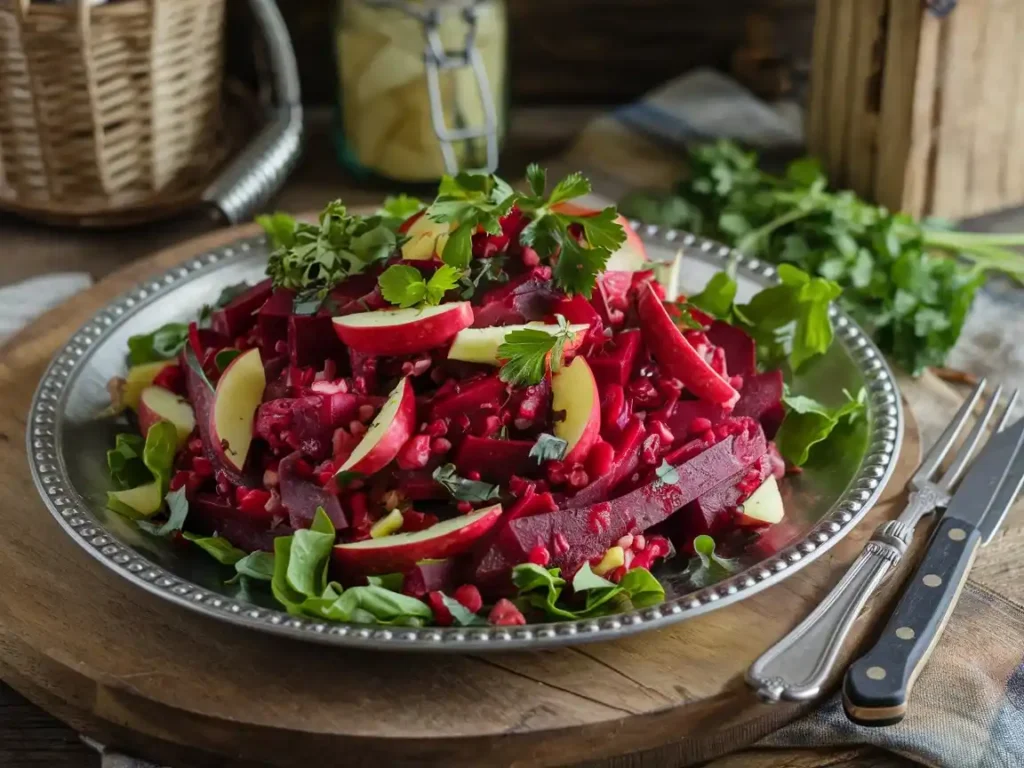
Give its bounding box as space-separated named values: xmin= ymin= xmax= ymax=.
xmin=364 ymin=0 xmax=500 ymax=174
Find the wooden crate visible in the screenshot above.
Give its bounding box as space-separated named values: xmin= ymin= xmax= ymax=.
xmin=808 ymin=0 xmax=1024 ymax=219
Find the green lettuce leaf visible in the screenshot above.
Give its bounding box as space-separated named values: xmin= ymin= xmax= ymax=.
xmin=127 ymin=322 xmax=189 ymax=365
xmin=685 ymin=535 xmax=739 ymax=588
xmin=775 ymin=387 xmax=867 ymax=466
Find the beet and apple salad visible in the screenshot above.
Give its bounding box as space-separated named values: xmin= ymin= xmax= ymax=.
xmin=105 ymin=167 xmax=861 ymax=628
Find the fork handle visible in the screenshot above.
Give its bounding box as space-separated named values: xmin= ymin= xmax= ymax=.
xmin=843 ymin=516 xmax=981 ymax=725
xmin=746 ymin=520 xmax=912 ymax=702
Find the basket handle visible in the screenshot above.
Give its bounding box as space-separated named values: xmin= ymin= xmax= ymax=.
xmin=200 ymin=0 xmax=304 ymax=225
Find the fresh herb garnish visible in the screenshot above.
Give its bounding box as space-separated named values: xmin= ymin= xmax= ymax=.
xmin=654 ymin=459 xmax=680 ymax=486
xmin=127 ymin=322 xmax=189 ymax=365
xmin=377 ymin=194 xmax=424 ymax=229
xmin=136 ymin=487 xmax=189 ymax=536
xmin=183 ymin=532 xmax=248 ymax=565
xmin=214 ymin=348 xmax=241 ymax=371
xmin=516 ymin=165 xmax=626 ymax=298
xmin=460 ymin=255 xmax=508 ymax=299
xmin=622 ymin=140 xmax=1024 ymax=374
xmin=231 ymin=551 xmax=276 ymax=582
xmin=424 ymin=172 xmax=517 ymax=269
xmin=776 ymin=387 xmax=867 ymax=466
xmin=496 ymin=314 xmax=575 ymax=386
xmin=260 ymin=202 xmax=397 ymax=298
xmin=688 ymin=270 xmax=738 ymax=320
xmin=107 ymin=433 xmax=150 ymax=490
xmin=685 ymin=535 xmax=739 ymax=588
xmin=529 ymin=433 xmax=568 ymax=464
xmin=439 ymin=594 xmax=488 ymax=626
xmin=511 ymin=562 xmax=665 ymax=620
xmin=378 ymin=264 xmax=462 ymax=309
xmin=199 ymin=281 xmax=252 ymax=323
xmin=183 ymin=344 xmax=214 ymax=392
xmin=432 ymin=464 xmax=502 ymax=503
xmin=673 ymin=303 xmax=705 ymax=331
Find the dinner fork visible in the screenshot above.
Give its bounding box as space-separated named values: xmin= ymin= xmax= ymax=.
xmin=747 ymin=380 xmax=1017 ymax=702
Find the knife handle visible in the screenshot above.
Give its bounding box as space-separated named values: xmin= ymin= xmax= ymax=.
xmin=843 ymin=515 xmax=981 ymax=726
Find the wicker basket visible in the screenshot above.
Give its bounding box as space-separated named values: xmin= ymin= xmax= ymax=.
xmin=0 ymin=0 xmax=227 ymax=214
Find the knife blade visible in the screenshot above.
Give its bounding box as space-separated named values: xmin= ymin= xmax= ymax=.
xmin=843 ymin=416 xmax=1024 ymax=726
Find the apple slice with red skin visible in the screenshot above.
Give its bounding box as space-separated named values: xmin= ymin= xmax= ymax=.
xmin=736 ymin=474 xmax=785 ymax=527
xmin=210 ymin=348 xmax=266 ymax=473
xmin=333 ymin=302 xmax=473 ymax=356
xmin=137 ymin=386 xmax=196 ymax=448
xmin=336 ymin=377 xmax=416 ymax=476
xmin=551 ymin=356 xmax=601 ymax=465
xmin=332 ymin=503 xmax=502 ymax=576
xmin=551 ymin=201 xmax=648 ymax=272
xmin=399 ymin=210 xmax=452 ymax=260
xmin=447 ymin=322 xmax=588 ymax=366
xmin=637 ymin=282 xmax=740 ymax=409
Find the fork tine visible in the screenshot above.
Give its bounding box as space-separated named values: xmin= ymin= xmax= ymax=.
xmin=938 ymin=385 xmax=1004 ymax=491
xmin=912 ymin=378 xmax=987 ymax=487
xmin=995 ymin=390 xmax=1020 ymax=433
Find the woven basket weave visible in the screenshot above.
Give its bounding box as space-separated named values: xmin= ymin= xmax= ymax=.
xmin=0 ymin=0 xmax=226 ymax=213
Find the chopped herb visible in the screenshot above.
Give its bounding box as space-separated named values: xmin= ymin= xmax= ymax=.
xmin=497 ymin=314 xmax=575 ymax=386
xmin=529 ymin=433 xmax=569 ymax=464
xmin=685 ymin=535 xmax=739 ymax=588
xmin=127 ymin=322 xmax=189 ymax=365
xmin=775 ymin=387 xmax=867 ymax=466
xmin=214 ymin=348 xmax=241 ymax=371
xmin=460 ymin=255 xmax=508 ymax=299
xmin=432 ymin=464 xmax=502 ymax=503
xmin=654 ymin=460 xmax=680 ymax=486
xmin=137 ymin=488 xmax=189 ymax=536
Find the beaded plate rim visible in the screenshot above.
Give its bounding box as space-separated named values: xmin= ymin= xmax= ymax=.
xmin=27 ymin=225 xmax=904 ymax=652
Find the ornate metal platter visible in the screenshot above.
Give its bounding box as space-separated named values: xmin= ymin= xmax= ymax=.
xmin=27 ymin=225 xmax=903 ymax=651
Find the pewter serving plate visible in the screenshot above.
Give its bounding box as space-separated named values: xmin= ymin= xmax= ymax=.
xmin=28 ymin=226 xmax=903 ymax=651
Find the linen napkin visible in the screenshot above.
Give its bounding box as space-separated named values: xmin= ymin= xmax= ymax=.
xmin=0 ymin=272 xmax=92 ymax=345
xmin=558 ymin=67 xmax=1024 ymax=768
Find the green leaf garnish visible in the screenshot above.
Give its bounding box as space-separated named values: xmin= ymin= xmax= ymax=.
xmin=378 ymin=264 xmax=463 ymax=309
xmin=377 ymin=194 xmax=424 ymax=228
xmin=689 ymin=271 xmax=738 ymax=319
xmin=775 ymin=386 xmax=867 ymax=466
xmin=425 ymin=172 xmax=516 ymax=270
xmin=182 ymin=532 xmax=248 ymax=565
xmin=136 ymin=487 xmax=189 ymax=536
xmin=511 ymin=563 xmax=665 ymax=620
xmin=232 ymin=551 xmax=276 ymax=582
xmin=497 ymin=314 xmax=575 ymax=386
xmin=127 ymin=322 xmax=189 ymax=365
xmin=439 ymin=594 xmax=487 ymax=626
xmin=529 ymin=433 xmax=568 ymax=464
xmin=685 ymin=535 xmax=739 ymax=588
xmin=432 ymin=464 xmax=501 ymax=503
xmin=107 ymin=433 xmax=149 ymax=490
xmin=654 ymin=459 xmax=680 ymax=486
xmin=214 ymin=348 xmax=241 ymax=371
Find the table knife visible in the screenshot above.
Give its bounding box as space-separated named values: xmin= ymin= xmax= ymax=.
xmin=843 ymin=416 xmax=1024 ymax=726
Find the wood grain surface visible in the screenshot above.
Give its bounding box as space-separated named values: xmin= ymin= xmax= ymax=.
xmin=0 ymin=220 xmax=924 ymax=768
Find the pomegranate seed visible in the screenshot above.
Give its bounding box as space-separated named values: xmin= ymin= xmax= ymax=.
xmin=648 ymin=419 xmax=675 ymax=447
xmin=729 ymin=375 xmax=745 ymax=390
xmin=586 ymin=440 xmax=615 ymax=478
xmin=234 ymin=486 xmax=247 ymax=505
xmin=567 ymin=467 xmax=589 ymax=489
xmin=396 ymin=435 xmax=432 ymax=470
xmin=169 ymin=470 xmax=190 ymax=492
xmin=480 ymin=414 xmax=501 ymax=437
xmin=521 ymin=246 xmax=540 ymax=266
xmin=454 ymin=584 xmax=483 ymax=613
xmin=426 ymin=592 xmax=454 ymax=626
xmin=358 ymin=404 xmax=376 ymax=422
xmin=546 ymin=460 xmax=567 ymax=486
xmin=553 ymin=532 xmax=570 ymax=555
xmin=425 ymin=419 xmax=448 ymax=437
xmin=349 ymin=420 xmax=367 ymax=437
xmin=488 ymin=598 xmax=526 ymax=626
xmin=430 ymin=437 xmax=452 ymax=455
xmin=628 ymin=378 xmax=660 ymax=407
xmin=528 ymin=545 xmax=551 ymax=566
xmin=192 ymin=456 xmax=214 ymax=477
xmin=617 ymin=534 xmax=634 ymax=549
xmin=689 ymin=417 xmax=713 ymax=435
xmin=239 ymin=488 xmax=272 ymax=514
xmin=456 ymin=501 xmax=473 ymax=514
xmin=188 ymin=438 xmax=204 ymax=455
xmin=609 ymin=565 xmax=628 ymax=583
xmin=466 ymin=470 xmax=481 ymax=481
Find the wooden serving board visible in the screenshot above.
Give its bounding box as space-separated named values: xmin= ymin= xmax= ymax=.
xmin=0 ymin=224 xmax=923 ymax=768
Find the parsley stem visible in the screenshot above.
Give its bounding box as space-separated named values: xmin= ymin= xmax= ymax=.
xmin=737 ymin=205 xmax=820 ymax=255
xmin=923 ymin=230 xmax=1024 ymax=248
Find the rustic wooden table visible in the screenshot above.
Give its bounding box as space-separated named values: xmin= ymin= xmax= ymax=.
xmin=1 ymin=108 xmax=1021 ymax=768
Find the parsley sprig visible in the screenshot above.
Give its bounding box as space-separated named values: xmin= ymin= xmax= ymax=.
xmin=378 ymin=264 xmax=462 ymax=309
xmin=516 ymin=164 xmax=627 ymax=298
xmin=259 ymin=201 xmax=398 ymax=299
xmin=424 ymin=172 xmax=517 ymax=269
xmin=496 ymin=314 xmax=576 ymax=386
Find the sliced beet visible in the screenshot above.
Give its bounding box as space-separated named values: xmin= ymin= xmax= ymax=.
xmin=453 ymin=435 xmax=536 ymax=484
xmin=279 ymin=452 xmax=347 ymax=530
xmin=705 ymin=321 xmax=756 ymax=378
xmin=551 ymin=295 xmax=604 ymax=351
xmin=565 ymin=417 xmax=645 ymax=508
xmin=472 ymin=269 xmax=556 ymax=327
xmin=210 ymin=279 xmax=272 ymax=339
xmin=402 ymin=559 xmax=460 ymax=598
xmin=485 ymin=420 xmax=767 ymax=578
xmin=472 ymin=485 xmax=557 ymax=591
xmin=429 ymin=376 xmax=506 ymax=423
xmin=672 ymin=453 xmax=771 ymax=552
xmin=588 ymin=329 xmax=642 ymax=390
xmin=392 ymin=469 xmax=445 ymax=501
xmin=189 ymin=493 xmax=290 ymax=552
xmin=663 ymin=399 xmax=728 ymax=444
xmin=255 ymin=396 xmax=334 ymax=461
xmin=257 ymin=288 xmax=294 ymax=354
xmin=288 ymin=313 xmax=345 ymax=368
xmin=733 ymin=370 xmax=785 ymax=439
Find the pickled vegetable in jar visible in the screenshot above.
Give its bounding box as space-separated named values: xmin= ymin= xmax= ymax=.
xmin=334 ymin=0 xmax=508 ymax=182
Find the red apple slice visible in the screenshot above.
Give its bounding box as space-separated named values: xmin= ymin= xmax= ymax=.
xmin=736 ymin=475 xmax=785 ymax=527
xmin=332 ymin=302 xmax=473 ymax=356
xmin=447 ymin=322 xmax=589 ymax=365
xmin=336 ymin=377 xmax=416 ymax=476
xmin=637 ymin=282 xmax=740 ymax=409
xmin=121 ymin=360 xmax=176 ymax=411
xmin=551 ymin=201 xmax=648 ymax=272
xmin=552 ymin=356 xmax=601 ymax=464
xmin=210 ymin=348 xmax=266 ymax=473
xmin=332 ymin=504 xmax=502 ymax=575
xmin=400 ymin=211 xmax=453 ymax=260
xmin=137 ymin=386 xmax=196 ymax=448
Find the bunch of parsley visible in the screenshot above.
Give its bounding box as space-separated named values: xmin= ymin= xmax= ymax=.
xmin=622 ymin=140 xmax=1024 ymax=374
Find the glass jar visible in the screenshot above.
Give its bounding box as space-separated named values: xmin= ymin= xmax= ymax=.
xmin=333 ymin=0 xmax=508 ymax=183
